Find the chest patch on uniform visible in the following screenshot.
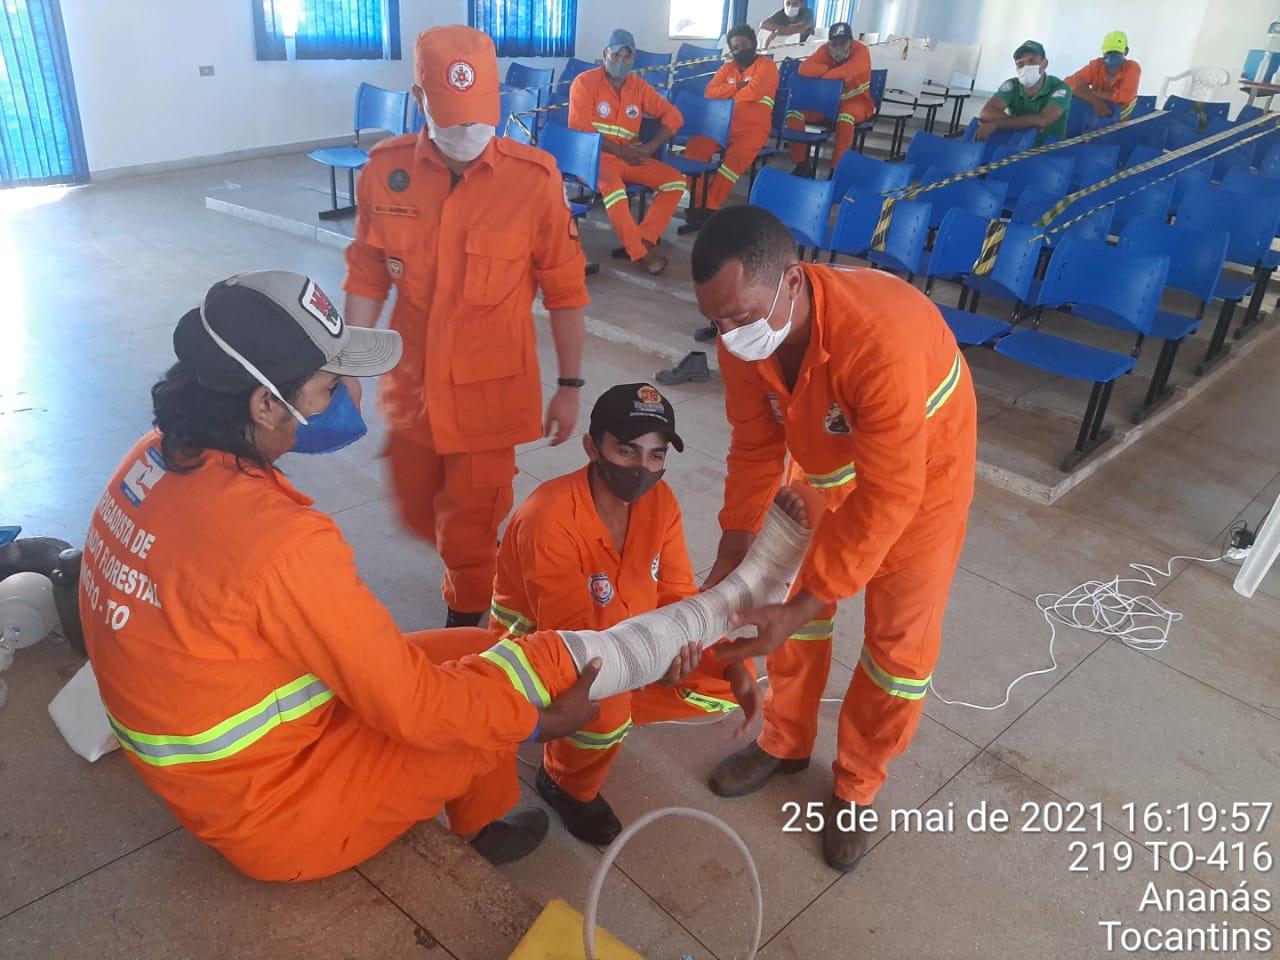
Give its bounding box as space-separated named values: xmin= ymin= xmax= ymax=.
xmin=387 ymin=257 xmax=404 ymax=279
xmin=597 ymin=101 xmax=612 ymax=118
xmin=767 ymin=392 xmax=784 ymax=423
xmin=824 ymin=403 xmax=851 ymax=435
xmin=625 ymin=104 xmax=640 ymax=119
xmin=589 ymin=573 xmax=615 ymax=606
xmin=650 ymin=555 xmax=660 ymax=582
xmin=373 ymin=202 xmax=418 ymax=217
xmin=388 ymin=169 xmax=410 ymax=192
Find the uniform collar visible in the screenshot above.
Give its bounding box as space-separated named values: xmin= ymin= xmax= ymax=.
xmin=570 ymin=465 xmax=613 ymax=547
xmin=208 ymin=447 xmax=314 ymax=506
xmin=413 ymin=129 xmax=498 ymax=174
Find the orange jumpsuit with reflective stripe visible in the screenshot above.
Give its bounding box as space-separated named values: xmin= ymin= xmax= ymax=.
xmin=1065 ymin=58 xmax=1142 ymax=119
xmin=344 ymin=134 xmax=588 ymax=613
xmin=682 ymin=56 xmax=780 ymax=210
xmin=489 ymin=467 xmax=742 ymax=801
xmin=569 ymin=66 xmax=685 ymax=261
xmin=787 ymin=41 xmax=874 ymax=166
xmin=717 ymin=266 xmax=977 ymax=805
xmin=82 ymin=433 xmax=545 ymax=882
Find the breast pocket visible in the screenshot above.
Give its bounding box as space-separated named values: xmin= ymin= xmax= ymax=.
xmin=462 ymin=227 xmax=531 ymax=307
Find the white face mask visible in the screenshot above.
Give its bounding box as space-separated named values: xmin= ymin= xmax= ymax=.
xmin=784 ymin=3 xmax=800 ymax=16
xmin=720 ymin=271 xmax=794 ymax=361
xmin=425 ymin=107 xmax=495 ymax=162
xmin=1017 ymin=63 xmax=1042 ymax=87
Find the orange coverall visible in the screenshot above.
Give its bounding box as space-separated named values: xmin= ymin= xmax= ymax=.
xmin=344 ymin=134 xmax=588 ymax=614
xmin=83 ymin=433 xmax=551 ymax=881
xmin=786 ymin=41 xmax=874 ymax=166
xmin=569 ymin=66 xmax=685 ymax=261
xmin=1065 ymin=58 xmax=1142 ymax=119
xmin=717 ymin=266 xmax=977 ymax=805
xmin=489 ymin=467 xmax=742 ymax=801
xmin=682 ymin=56 xmax=780 ymax=211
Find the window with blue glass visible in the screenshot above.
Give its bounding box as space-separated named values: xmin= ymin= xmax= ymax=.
xmin=812 ymin=0 xmax=854 ymax=29
xmin=468 ymin=0 xmax=577 ymax=58
xmin=253 ymin=0 xmax=401 ymax=61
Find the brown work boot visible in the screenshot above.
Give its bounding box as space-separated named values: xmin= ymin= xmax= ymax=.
xmin=708 ymin=741 xmax=809 ymax=798
xmin=822 ymin=794 xmax=880 ymax=873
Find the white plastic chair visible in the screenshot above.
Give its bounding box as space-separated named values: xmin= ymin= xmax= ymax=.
xmin=1160 ymin=67 xmax=1231 ymax=102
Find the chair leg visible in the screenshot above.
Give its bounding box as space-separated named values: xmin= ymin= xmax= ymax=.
xmin=969 ymin=291 xmax=981 ymax=313
xmin=1062 ymin=380 xmax=1115 ymax=472
xmin=318 ymin=166 xmax=359 ymax=221
xmin=1196 ymin=299 xmax=1237 ymax=375
xmin=1133 ymin=339 xmax=1181 ymax=423
xmin=1234 ymin=265 xmax=1272 ymax=339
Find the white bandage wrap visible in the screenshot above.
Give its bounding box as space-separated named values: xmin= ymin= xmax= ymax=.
xmin=558 ymin=505 xmax=813 ymax=699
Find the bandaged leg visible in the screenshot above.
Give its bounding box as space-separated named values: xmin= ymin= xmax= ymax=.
xmin=558 ymin=504 xmax=812 ymax=699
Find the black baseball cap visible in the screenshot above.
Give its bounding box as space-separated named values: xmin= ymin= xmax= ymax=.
xmin=173 ymin=270 xmax=402 ymax=393
xmin=828 ymin=22 xmax=853 ymax=43
xmin=589 ymin=383 xmax=684 ymax=452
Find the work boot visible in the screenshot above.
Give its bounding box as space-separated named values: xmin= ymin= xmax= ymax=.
xmin=693 ymin=324 xmax=719 ymax=342
xmin=445 ymin=608 xmax=485 ymax=628
xmin=468 ymin=807 xmax=549 ymax=865
xmin=655 ymin=351 xmax=710 ymax=386
xmin=792 ymin=160 xmax=815 ymax=178
xmin=708 ymin=741 xmax=809 ymax=798
xmin=822 ymin=794 xmax=879 ymax=873
xmin=611 ymin=245 xmax=629 ymax=259
xmin=535 ymin=764 xmax=623 ymax=845
xmin=677 ymin=207 xmax=711 ymax=235
xmin=638 ymin=250 xmax=668 ymax=275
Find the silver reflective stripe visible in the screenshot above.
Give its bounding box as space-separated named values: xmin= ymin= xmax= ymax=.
xmin=480 ymin=641 xmax=552 ymax=707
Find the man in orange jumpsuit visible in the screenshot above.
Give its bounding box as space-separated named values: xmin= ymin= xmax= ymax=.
xmin=489 ymin=384 xmax=757 ymax=844
xmin=570 ymin=28 xmax=685 ymax=275
xmin=1066 ymin=30 xmax=1141 ymax=120
xmin=786 ymin=22 xmax=873 ymax=176
xmin=343 ymin=25 xmax=588 ymax=629
xmin=678 ymin=24 xmax=780 ymax=235
xmin=85 ymin=270 xmax=603 ymax=881
xmin=689 ymin=205 xmax=977 ymax=872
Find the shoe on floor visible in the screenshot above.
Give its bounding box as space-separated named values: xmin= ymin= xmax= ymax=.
xmin=639 ymin=250 xmax=669 ymax=276
xmin=708 ymin=741 xmax=809 ymax=798
xmin=655 ymin=351 xmax=710 ymax=386
xmin=610 ymin=245 xmax=629 ymax=259
xmin=445 ymin=608 xmax=485 ymax=628
xmin=792 ymin=161 xmax=815 ymax=178
xmin=535 ymin=764 xmax=622 ymax=845
xmin=468 ymin=807 xmax=549 ymax=865
xmin=693 ymin=324 xmax=718 ymax=342
xmin=822 ymin=794 xmax=878 ymax=873
xmin=677 ymin=208 xmax=711 ymax=234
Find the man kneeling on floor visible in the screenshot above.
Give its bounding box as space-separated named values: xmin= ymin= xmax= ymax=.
xmin=489 ymin=383 xmax=761 ymax=843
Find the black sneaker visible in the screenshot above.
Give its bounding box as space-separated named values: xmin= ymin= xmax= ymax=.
xmin=535 ymin=764 xmax=622 ymax=845
xmin=792 ymin=160 xmax=815 ymax=178
xmin=655 ymin=351 xmax=710 ymax=385
xmin=693 ymin=324 xmax=719 ymax=342
xmin=677 ymin=208 xmax=711 ymax=235
xmin=445 ymin=608 xmax=485 ymax=628
xmin=468 ymin=807 xmax=549 ymax=865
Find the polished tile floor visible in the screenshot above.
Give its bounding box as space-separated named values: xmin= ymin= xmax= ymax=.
xmin=1 ymin=158 xmax=1278 ymax=959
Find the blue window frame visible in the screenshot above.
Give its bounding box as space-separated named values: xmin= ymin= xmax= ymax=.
xmin=468 ymin=0 xmax=577 ymax=58
xmin=253 ymin=0 xmax=401 ymax=61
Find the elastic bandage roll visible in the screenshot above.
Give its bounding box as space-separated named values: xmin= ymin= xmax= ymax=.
xmin=559 ymin=504 xmax=813 ymax=699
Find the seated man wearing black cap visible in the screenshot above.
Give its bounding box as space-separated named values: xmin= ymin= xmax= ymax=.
xmin=975 ymin=40 xmax=1072 ymax=144
xmin=487 ymin=384 xmax=761 ymax=844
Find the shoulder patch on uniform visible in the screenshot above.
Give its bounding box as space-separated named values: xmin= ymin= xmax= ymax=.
xmin=1050 ymin=86 xmax=1069 ymax=99
xmin=999 ymin=80 xmax=1014 ymax=93
xmin=493 ymin=136 xmax=558 ymax=174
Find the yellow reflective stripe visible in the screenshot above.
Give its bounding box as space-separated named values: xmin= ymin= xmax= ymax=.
xmin=842 ymin=83 xmax=870 ymax=99
xmin=836 ymin=113 xmax=857 ymax=125
xmin=591 ymin=121 xmax=638 ymax=140
xmin=566 ymin=718 xmax=633 ymax=750
xmin=859 ymin=649 xmax=930 ymax=701
xmin=786 ymin=110 xmax=806 ymax=121
xmin=490 ymin=601 xmax=534 ymax=637
xmin=789 ymin=618 xmax=834 ymax=642
xmin=107 ymin=674 xmax=334 ymax=767
xmin=1120 ymin=100 xmax=1135 ymax=119
xmin=926 ymin=353 xmax=962 ymax=418
xmin=760 ymin=96 xmax=776 ymax=108
xmin=807 ymin=462 xmax=857 ymax=489
xmin=480 ymin=639 xmax=552 ymax=708
xmin=659 ymin=180 xmax=687 ymax=193
xmin=602 ymin=188 xmax=628 ymax=208
xmin=679 ymin=689 xmax=739 ymax=713
xmin=716 ymin=165 xmax=740 ymax=184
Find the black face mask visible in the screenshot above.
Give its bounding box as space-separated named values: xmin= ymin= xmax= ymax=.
xmin=733 ymin=48 xmax=758 ymax=69
xmin=592 ymin=458 xmax=664 ymax=503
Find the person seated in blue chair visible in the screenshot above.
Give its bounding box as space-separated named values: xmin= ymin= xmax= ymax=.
xmin=1066 ymin=31 xmax=1141 ymax=121
xmin=974 ymin=40 xmax=1072 ymax=145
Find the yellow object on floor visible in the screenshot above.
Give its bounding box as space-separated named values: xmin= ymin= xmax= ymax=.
xmin=508 ymin=898 xmax=646 ymax=959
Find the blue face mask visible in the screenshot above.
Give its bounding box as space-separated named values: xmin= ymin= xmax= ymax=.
xmin=291 ymin=381 xmax=367 ymax=455
xmin=1103 ymin=52 xmax=1125 ymax=72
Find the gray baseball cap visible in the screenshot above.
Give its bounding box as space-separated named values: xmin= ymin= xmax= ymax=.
xmin=606 ymin=28 xmax=636 ymax=53
xmin=174 ymin=270 xmax=402 ymax=392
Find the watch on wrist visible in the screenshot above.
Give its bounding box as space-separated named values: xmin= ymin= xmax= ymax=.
xmin=557 ymin=377 xmax=585 ymax=388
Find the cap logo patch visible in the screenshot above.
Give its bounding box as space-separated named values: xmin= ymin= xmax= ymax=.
xmin=824 ymin=403 xmax=851 ymax=435
xmin=300 ymin=279 xmax=343 ymax=338
xmin=387 ymin=257 xmax=404 ymax=280
xmin=589 ymin=573 xmax=615 ymax=606
xmin=767 ymin=392 xmax=784 ymax=423
xmin=625 ymin=104 xmax=640 ymax=119
xmin=637 ymin=385 xmax=662 ymax=404
xmin=650 ymin=555 xmax=660 ymax=582
xmin=388 ymin=169 xmax=410 ymax=192
xmin=597 ymin=101 xmax=612 ymax=118
xmin=446 ymin=60 xmax=476 ymax=91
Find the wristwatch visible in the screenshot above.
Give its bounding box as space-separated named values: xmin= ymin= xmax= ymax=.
xmin=558 ymin=377 xmax=586 ymax=388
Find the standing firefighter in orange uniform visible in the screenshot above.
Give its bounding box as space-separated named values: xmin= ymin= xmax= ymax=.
xmin=679 ymin=24 xmax=780 ymax=235
xmin=489 ymin=384 xmax=758 ymax=844
xmin=569 ymin=28 xmax=685 ymax=275
xmin=786 ymin=22 xmax=873 ymax=176
xmin=343 ymin=26 xmax=588 ymax=628
xmin=691 ymin=206 xmax=977 ymax=872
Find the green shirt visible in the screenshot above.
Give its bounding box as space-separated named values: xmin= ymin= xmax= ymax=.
xmin=994 ymin=74 xmax=1072 ymax=144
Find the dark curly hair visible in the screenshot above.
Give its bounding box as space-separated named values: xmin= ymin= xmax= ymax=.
xmin=150 ymin=362 xmax=308 ymax=474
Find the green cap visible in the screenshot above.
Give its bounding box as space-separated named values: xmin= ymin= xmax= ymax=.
xmin=1013 ymin=40 xmax=1046 ymax=60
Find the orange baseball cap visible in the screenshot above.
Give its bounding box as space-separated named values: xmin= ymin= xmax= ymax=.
xmin=414 ymin=25 xmax=500 ymax=128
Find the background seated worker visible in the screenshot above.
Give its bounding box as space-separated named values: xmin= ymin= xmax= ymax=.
xmin=489 ymin=383 xmax=761 ymax=844
xmin=1066 ymin=30 xmax=1141 ymax=120
xmin=975 ymin=40 xmax=1072 ymax=144
xmin=568 ymin=28 xmax=685 ymax=276
xmin=785 ymin=22 xmax=873 ymax=177
xmin=759 ymin=0 xmax=814 ymax=49
xmin=83 ymin=271 xmax=602 ymax=882
xmin=679 ymin=24 xmax=780 ymax=234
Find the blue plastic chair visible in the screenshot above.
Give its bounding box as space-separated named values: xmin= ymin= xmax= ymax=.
xmin=919 ymin=176 xmax=1006 ymax=230
xmin=1260 ymin=143 xmax=1280 ymax=179
xmin=1164 ymin=95 xmax=1231 ymax=125
xmin=499 ymin=87 xmax=539 ymax=144
xmin=854 ymin=69 xmax=888 ymax=153
xmin=830 ymin=151 xmax=913 ymax=206
xmin=546 ymin=58 xmax=595 ymax=126
xmin=506 ymin=62 xmax=553 ymax=90
xmin=1237 ymin=105 xmax=1265 ymax=124
xmin=635 ymin=49 xmax=673 ymax=92
xmin=1008 ymin=185 xmax=1065 ymax=227
xmin=778 ymin=75 xmax=844 ymax=174
xmin=865 ymin=198 xmax=933 ymax=280
xmin=1061 ymin=143 xmax=1120 ymax=189
xmin=826 ymin=188 xmax=885 ymax=258
xmin=1044 ymin=203 xmax=1116 ymax=248
xmin=1130 ymin=95 xmax=1157 ymax=118
xmin=1064 ymin=98 xmax=1103 ymax=138
xmin=307 ymin=82 xmax=408 ymax=220
xmin=664 ymin=92 xmax=734 ymax=215
xmin=539 ymin=121 xmax=602 ymax=277
xmin=963 ymin=118 xmax=1036 ymax=162
xmin=1126 ymin=145 xmax=1211 ymax=212
xmin=989 ymin=155 xmax=1074 ymax=204
xmin=905 ymin=131 xmax=984 ymax=177
xmin=1221 ymin=167 xmax=1280 ymax=199
xmin=996 ymin=237 xmax=1171 ymax=470
xmin=749 ymin=166 xmax=835 ymax=255
xmin=1111 ymin=178 xmax=1175 ymax=232
xmin=675 ymin=43 xmax=721 ymax=85
xmin=1243 ymin=49 xmax=1267 ymax=82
